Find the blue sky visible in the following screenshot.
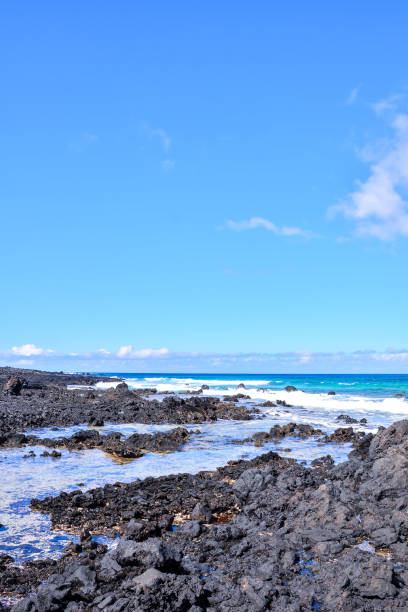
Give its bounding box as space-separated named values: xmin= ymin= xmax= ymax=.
xmin=2 ymin=1 xmax=408 ymax=373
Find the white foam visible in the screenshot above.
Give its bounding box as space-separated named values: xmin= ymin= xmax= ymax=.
xmin=207 ymin=387 xmax=408 ymax=416
xmin=90 ymin=377 xmax=408 ymax=417
xmin=123 ymin=377 xmax=271 ymax=391
xmin=94 ymin=381 xmax=122 ymax=390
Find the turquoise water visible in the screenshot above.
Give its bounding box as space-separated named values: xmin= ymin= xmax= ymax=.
xmin=96 ymin=372 xmax=408 ymax=397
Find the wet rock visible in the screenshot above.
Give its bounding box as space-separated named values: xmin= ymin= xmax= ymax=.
xmin=328 ymin=390 xmax=336 ymax=395
xmin=227 ymin=393 xmax=251 ymax=401
xmin=0 ymin=427 xmax=191 ymax=460
xmin=88 ymin=416 xmax=104 ymax=427
xmin=284 ymin=385 xmax=297 ymax=392
xmin=232 ymin=423 xmax=326 ymax=447
xmin=320 ymin=426 xmax=363 ymax=444
xmin=311 ymin=455 xmax=334 ymax=469
xmin=40 ymin=450 xmax=62 ymax=458
xmin=336 ymin=414 xmax=358 ymax=424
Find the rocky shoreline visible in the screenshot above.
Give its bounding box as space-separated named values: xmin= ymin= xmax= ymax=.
xmin=0 ymin=427 xmax=193 ymax=460
xmin=0 ymin=370 xmax=259 ymax=435
xmin=1 ymin=368 xmax=408 ymax=610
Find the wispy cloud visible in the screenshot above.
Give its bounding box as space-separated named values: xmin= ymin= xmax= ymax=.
xmin=4 ymin=345 xmax=408 ymax=372
xmin=142 ymin=122 xmax=172 ymax=151
xmin=142 ymin=122 xmax=174 ymax=171
xmin=372 ymin=93 xmax=404 ymax=115
xmin=225 ymin=217 xmax=311 ymax=237
xmin=152 ymin=128 xmax=171 ymax=151
xmin=330 ymin=96 xmax=408 ymax=240
xmin=346 ymin=84 xmax=361 ymax=105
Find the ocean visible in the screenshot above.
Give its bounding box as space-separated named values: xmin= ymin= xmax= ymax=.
xmin=2 ymin=372 xmax=408 ymax=565
xmin=94 ymin=372 xmax=408 ymax=397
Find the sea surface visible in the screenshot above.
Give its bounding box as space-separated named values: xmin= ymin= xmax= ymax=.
xmin=95 ymin=372 xmax=408 ymax=398
xmin=1 ymin=373 xmax=408 ymax=566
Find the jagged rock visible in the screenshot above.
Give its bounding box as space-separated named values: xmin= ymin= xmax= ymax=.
xmin=4 ymin=376 xmax=23 ymax=395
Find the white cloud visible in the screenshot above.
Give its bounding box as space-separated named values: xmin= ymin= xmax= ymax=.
xmin=116 ymin=346 xmax=169 ymax=359
xmin=372 ymin=93 xmax=404 ymax=115
xmin=2 ymin=345 xmax=408 ymax=372
xmin=372 ymin=351 xmax=408 ymax=362
xmin=226 ymin=217 xmax=310 ymax=237
xmin=227 ymin=217 xmax=277 ymax=231
xmin=296 ymin=351 xmax=312 ymax=364
xmin=332 ymin=103 xmax=408 ymax=240
xmin=116 ymin=345 xmax=133 ymax=357
xmin=132 ymin=348 xmax=169 ymax=358
xmin=346 ymin=85 xmax=361 ymax=105
xmin=11 ymin=344 xmax=52 ymax=357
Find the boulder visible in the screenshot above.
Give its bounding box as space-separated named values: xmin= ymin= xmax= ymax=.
xmin=115 ymin=383 xmax=129 ymax=393
xmin=4 ymin=376 xmax=23 ymax=396
xmin=133 ymin=568 xmax=164 ymax=589
xmin=190 ymin=503 xmax=212 ymax=522
xmin=88 ymin=416 xmax=104 ymax=427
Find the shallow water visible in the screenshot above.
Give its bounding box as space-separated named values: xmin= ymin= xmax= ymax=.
xmin=2 ymin=379 xmax=408 ymax=565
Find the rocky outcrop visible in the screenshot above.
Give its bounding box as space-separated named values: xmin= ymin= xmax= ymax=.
xmin=0 ymin=385 xmax=260 ymax=435
xmin=9 ymin=421 xmax=408 ymax=610
xmin=3 ymin=376 xmax=23 ymax=396
xmin=0 ymin=427 xmax=192 ymax=459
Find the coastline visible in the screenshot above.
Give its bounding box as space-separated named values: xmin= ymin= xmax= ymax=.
xmin=0 ymin=367 xmax=408 ymax=610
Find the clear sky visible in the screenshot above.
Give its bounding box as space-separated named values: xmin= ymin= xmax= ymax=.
xmin=2 ymin=1 xmax=408 ymax=373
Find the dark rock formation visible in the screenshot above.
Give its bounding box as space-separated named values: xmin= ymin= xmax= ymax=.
xmin=0 ymin=427 xmax=192 ymax=459
xmin=7 ymin=421 xmax=408 ymax=610
xmin=0 ymin=382 xmax=260 ymax=435
xmin=3 ymin=376 xmax=23 ymax=396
